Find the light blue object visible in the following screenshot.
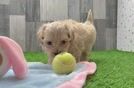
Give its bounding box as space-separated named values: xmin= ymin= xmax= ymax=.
xmin=0 ymin=62 xmax=86 ymax=88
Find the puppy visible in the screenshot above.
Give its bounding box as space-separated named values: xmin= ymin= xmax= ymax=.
xmin=37 ymin=10 xmax=96 ymax=64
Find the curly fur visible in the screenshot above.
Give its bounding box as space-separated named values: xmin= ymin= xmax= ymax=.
xmin=37 ymin=10 xmax=96 ymax=64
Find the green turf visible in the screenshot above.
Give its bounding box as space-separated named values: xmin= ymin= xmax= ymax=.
xmin=24 ymin=50 xmax=134 ymax=88
xmin=24 ymin=52 xmax=48 ymax=63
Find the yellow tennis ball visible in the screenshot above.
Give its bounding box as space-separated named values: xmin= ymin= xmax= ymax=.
xmin=52 ymin=52 xmax=76 ymax=74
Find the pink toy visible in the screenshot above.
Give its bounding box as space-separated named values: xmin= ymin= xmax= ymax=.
xmin=0 ymin=36 xmax=28 ymax=79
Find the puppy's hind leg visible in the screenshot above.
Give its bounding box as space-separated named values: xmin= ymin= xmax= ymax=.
xmin=80 ymin=51 xmax=88 ymax=61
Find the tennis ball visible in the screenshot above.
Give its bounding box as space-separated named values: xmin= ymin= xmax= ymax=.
xmin=52 ymin=52 xmax=76 ymax=74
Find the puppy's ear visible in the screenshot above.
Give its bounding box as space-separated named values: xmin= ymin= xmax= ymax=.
xmin=65 ymin=24 xmax=74 ymax=42
xmin=37 ymin=24 xmax=46 ymax=42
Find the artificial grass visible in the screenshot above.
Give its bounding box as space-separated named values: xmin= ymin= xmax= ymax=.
xmin=24 ymin=52 xmax=48 ymax=63
xmin=24 ymin=50 xmax=134 ymax=88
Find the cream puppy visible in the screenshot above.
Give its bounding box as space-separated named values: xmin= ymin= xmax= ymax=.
xmin=37 ymin=10 xmax=96 ymax=64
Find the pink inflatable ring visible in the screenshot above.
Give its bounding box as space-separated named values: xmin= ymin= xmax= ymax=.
xmin=0 ymin=36 xmax=28 ymax=79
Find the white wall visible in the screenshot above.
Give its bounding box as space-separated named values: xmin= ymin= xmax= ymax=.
xmin=117 ymin=0 xmax=134 ymax=52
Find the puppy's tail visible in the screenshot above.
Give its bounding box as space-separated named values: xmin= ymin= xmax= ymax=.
xmin=85 ymin=9 xmax=94 ymax=24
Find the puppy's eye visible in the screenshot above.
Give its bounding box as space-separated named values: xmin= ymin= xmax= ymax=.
xmin=61 ymin=40 xmax=66 ymax=45
xmin=42 ymin=36 xmax=44 ymax=40
xmin=47 ymin=41 xmax=52 ymax=45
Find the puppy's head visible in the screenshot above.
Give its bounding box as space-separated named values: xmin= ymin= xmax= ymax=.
xmin=37 ymin=21 xmax=74 ymax=56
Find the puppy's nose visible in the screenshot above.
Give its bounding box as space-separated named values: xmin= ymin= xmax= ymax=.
xmin=54 ymin=51 xmax=61 ymax=55
xmin=54 ymin=52 xmax=59 ymax=55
